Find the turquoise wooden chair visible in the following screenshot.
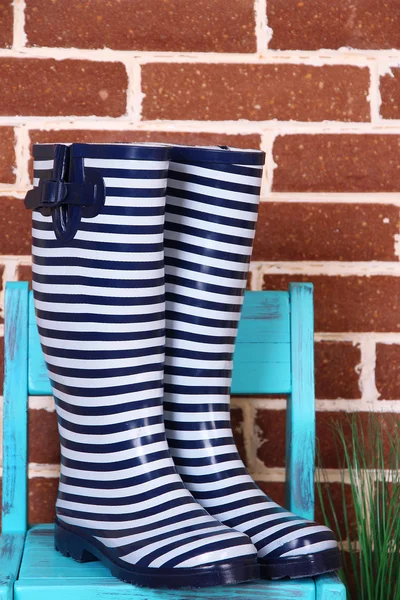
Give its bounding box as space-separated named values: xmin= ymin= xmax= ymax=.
xmin=2 ymin=281 xmax=345 ymax=600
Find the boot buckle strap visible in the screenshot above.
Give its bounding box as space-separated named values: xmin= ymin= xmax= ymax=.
xmin=24 ymin=179 xmax=96 ymax=212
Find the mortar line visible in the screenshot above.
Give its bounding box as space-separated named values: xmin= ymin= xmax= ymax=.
xmin=13 ymin=125 xmax=31 ymax=188
xmin=369 ymin=60 xmax=381 ymax=124
xmin=125 ymin=59 xmax=143 ymax=121
xmin=1 ymin=46 xmax=400 ymax=63
xmin=253 ymin=260 xmax=400 ymax=276
xmin=4 ymin=118 xmax=400 ymax=133
xmin=12 ymin=0 xmax=26 ymax=50
xmin=255 ymin=0 xmax=269 ymax=55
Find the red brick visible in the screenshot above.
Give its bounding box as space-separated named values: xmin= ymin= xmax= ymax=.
xmin=26 ymin=0 xmax=256 ymax=53
xmin=255 ymin=409 xmax=286 ymax=468
xmin=28 ymin=478 xmax=58 ymax=524
xmin=256 ymin=409 xmax=399 ymax=471
xmin=0 ymin=197 xmax=32 ymax=255
xmin=0 ymin=59 xmax=127 ymax=117
xmin=231 ymin=407 xmax=247 ymax=466
xmin=315 ymin=342 xmax=361 ymax=400
xmin=376 ymin=344 xmax=400 ymax=399
xmin=142 ymin=64 xmax=370 ymax=122
xmin=253 ymin=203 xmax=400 ymax=261
xmin=316 ymin=412 xmax=399 ymax=469
xmin=29 ymin=130 xmax=261 ymax=180
xmin=268 ymin=0 xmax=400 ymax=50
xmin=255 ymin=481 xmax=286 ymax=507
xmin=262 ymin=275 xmax=400 ymax=332
xmin=380 ymin=68 xmax=400 ymax=120
xmin=29 ymin=409 xmax=59 ymax=464
xmin=315 ymin=482 xmax=356 ymax=539
xmin=16 ymin=265 xmax=32 ymax=288
xmin=273 ymin=135 xmax=400 ymax=192
xmin=0 ymin=127 xmax=16 ymax=183
xmin=0 ymin=1 xmax=12 ymax=48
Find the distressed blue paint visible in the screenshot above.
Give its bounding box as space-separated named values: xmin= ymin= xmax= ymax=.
xmin=232 ymin=291 xmax=291 ymax=394
xmin=315 ymin=574 xmax=346 ymax=599
xmin=3 ymin=282 xmax=29 ymax=535
xmin=28 ymin=292 xmax=52 ymax=396
xmin=15 ymin=526 xmax=315 ymax=600
xmin=0 ymin=534 xmax=25 ymax=600
xmin=286 ymin=283 xmax=316 ymax=521
xmin=3 ymin=282 xmax=345 ymax=600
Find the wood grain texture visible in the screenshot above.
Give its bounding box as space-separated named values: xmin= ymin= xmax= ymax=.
xmin=232 ymin=291 xmax=291 ymax=394
xmin=0 ymin=534 xmax=25 ymax=600
xmin=315 ymin=574 xmax=346 ymax=599
xmin=286 ymin=283 xmax=315 ymax=520
xmin=3 ymin=282 xmax=29 ymax=534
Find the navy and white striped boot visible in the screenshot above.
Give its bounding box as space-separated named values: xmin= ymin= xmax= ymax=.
xmin=163 ymin=145 xmax=341 ymax=579
xmin=24 ymin=142 xmax=260 ymax=589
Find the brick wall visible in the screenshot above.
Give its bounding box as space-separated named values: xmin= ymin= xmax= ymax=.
xmin=0 ymin=0 xmax=399 ymax=528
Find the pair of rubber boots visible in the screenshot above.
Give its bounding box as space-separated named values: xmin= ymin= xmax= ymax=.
xmin=25 ymin=142 xmax=340 ymax=589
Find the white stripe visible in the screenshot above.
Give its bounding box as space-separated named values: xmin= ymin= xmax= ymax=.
xmin=61 ymin=440 xmax=169 ymax=465
xmin=165 ymin=246 xmax=248 ymax=273
xmin=58 ymin=422 xmax=165 ymax=445
xmin=57 ymin=488 xmax=191 ymax=515
xmin=54 ymin=386 xmax=163 ymax=408
xmin=176 ymin=544 xmax=255 ymax=568
xmin=33 ymin=281 xmax=165 ymax=298
xmin=167 ymin=194 xmax=258 ymax=221
xmin=33 ymin=263 xmax=165 ymax=281
xmin=165 ymin=265 xmax=247 ymax=289
xmin=103 ymin=177 xmax=167 ymax=189
xmin=166 ymin=178 xmax=260 ymax=204
xmin=58 ymin=404 xmax=163 ymax=426
xmin=149 ymin=530 xmax=244 ymax=567
xmin=59 ymin=474 xmax=180 ymax=499
xmin=33 ymin=245 xmax=164 ymax=262
xmin=168 ymin=162 xmax=262 ymax=186
xmin=39 ymin=333 xmax=164 ymax=352
xmin=84 ymin=159 xmax=169 ymax=170
xmin=34 ymin=299 xmax=165 ymax=316
xmin=164 ymin=411 xmax=231 ymax=423
xmin=166 ymin=212 xmax=256 ymax=239
xmin=164 ymin=229 xmax=253 ymax=256
xmin=60 ymin=457 xmax=174 ymax=482
xmin=38 ymin=318 xmax=165 ymax=335
xmin=121 ymin=525 xmax=228 ymax=564
xmin=97 ymin=514 xmax=213 ymax=547
xmin=33 ymin=212 xmax=165 ymax=227
xmin=213 ymin=502 xmax=277 ymax=522
xmin=58 ymin=501 xmax=204 ymax=531
xmin=165 ymin=356 xmax=232 ymax=370
xmin=259 ymin=525 xmax=328 ymax=556
xmin=280 ymin=540 xmax=337 ymax=557
xmin=169 ymin=444 xmax=238 ymax=459
xmin=32 ymin=228 xmax=164 ymax=245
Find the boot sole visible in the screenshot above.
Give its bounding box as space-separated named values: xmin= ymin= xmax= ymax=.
xmin=55 ymin=521 xmax=260 ymax=589
xmin=260 ymin=547 xmax=342 ymax=579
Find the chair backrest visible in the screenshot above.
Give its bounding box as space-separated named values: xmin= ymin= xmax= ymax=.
xmin=3 ymin=282 xmax=315 ymax=534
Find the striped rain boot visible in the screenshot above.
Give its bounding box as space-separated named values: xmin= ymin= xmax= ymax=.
xmin=24 ymin=142 xmax=260 ymax=589
xmin=163 ymin=145 xmax=341 ymax=579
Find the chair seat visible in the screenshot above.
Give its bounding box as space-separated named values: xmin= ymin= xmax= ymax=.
xmin=15 ymin=525 xmax=316 ymax=600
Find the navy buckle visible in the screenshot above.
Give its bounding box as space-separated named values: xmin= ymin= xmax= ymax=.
xmin=25 ymin=144 xmax=105 ymax=244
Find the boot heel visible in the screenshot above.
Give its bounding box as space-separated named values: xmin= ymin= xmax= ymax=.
xmin=55 ymin=523 xmax=98 ymax=563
